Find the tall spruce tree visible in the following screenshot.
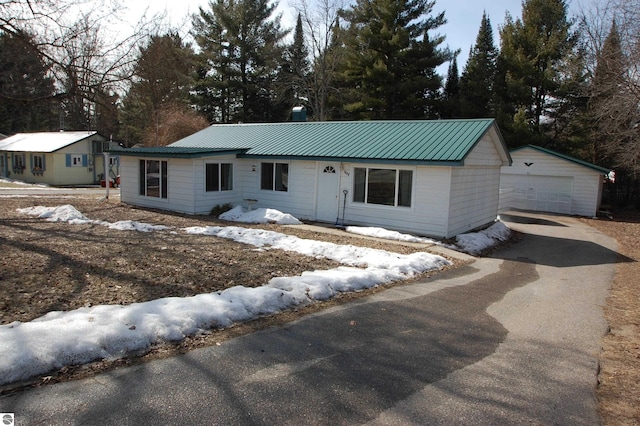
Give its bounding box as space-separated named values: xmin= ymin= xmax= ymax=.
xmin=458 ymin=12 xmax=497 ymax=118
xmin=496 ymin=0 xmax=576 ymax=147
xmin=441 ymin=55 xmax=460 ymax=118
xmin=192 ymin=0 xmax=287 ymax=123
xmin=338 ymin=0 xmax=448 ymax=119
xmin=288 ymin=14 xmax=310 ymax=103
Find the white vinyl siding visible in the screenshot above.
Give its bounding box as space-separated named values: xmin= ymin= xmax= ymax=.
xmin=448 ymin=167 xmax=501 ymax=235
xmin=500 ymin=147 xmax=605 ymax=217
xmin=343 ymin=164 xmax=451 ymax=238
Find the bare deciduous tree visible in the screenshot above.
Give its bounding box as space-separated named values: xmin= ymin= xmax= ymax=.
xmin=0 ymin=0 xmax=162 ymax=133
xmin=293 ymin=0 xmax=346 ymax=121
xmin=580 ymin=0 xmax=640 ymax=177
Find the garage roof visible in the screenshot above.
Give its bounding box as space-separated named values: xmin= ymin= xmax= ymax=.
xmin=511 ymin=145 xmax=611 ymax=174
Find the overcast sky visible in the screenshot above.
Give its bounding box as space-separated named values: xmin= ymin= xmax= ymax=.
xmin=127 ymin=0 xmax=584 ymax=74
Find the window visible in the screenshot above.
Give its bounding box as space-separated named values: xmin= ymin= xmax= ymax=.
xmin=12 ymin=153 xmax=25 ymax=172
xmin=352 ymin=167 xmax=413 ymax=207
xmin=139 ymin=159 xmax=168 ymax=198
xmin=71 ymin=155 xmax=83 ymax=167
xmin=32 ymin=154 xmax=45 ymax=174
xmin=206 ymin=163 xmax=233 ymax=192
xmin=261 ymin=162 xmax=288 ymax=191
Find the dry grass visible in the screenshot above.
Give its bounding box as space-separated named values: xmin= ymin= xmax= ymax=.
xmin=580 ymin=212 xmax=640 ymax=425
xmin=0 ymin=196 xmax=431 ymax=325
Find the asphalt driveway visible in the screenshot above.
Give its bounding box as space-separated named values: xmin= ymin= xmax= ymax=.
xmin=0 ymin=211 xmax=617 ymax=425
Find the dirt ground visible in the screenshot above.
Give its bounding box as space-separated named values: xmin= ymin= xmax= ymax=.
xmin=0 ymin=191 xmax=638 ymax=424
xmin=579 ymin=211 xmax=640 ymax=425
xmin=0 ymin=194 xmax=460 ymax=391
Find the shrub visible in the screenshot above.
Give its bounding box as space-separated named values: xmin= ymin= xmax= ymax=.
xmin=210 ymin=203 xmax=234 ymax=218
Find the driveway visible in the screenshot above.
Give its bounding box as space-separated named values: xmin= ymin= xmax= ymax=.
xmin=0 ymin=211 xmax=616 ymax=425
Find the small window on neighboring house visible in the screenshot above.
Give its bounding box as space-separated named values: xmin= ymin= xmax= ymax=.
xmin=139 ymin=159 xmax=168 ymax=198
xmin=12 ymin=153 xmax=25 ymax=173
xmin=352 ymin=167 xmax=413 ymax=207
xmin=31 ymin=154 xmax=45 ymax=175
xmin=66 ymin=154 xmax=87 ymax=167
xmin=323 ymin=165 xmax=336 ymax=174
xmin=206 ymin=163 xmax=233 ymax=192
xmin=261 ymin=162 xmax=288 ymax=191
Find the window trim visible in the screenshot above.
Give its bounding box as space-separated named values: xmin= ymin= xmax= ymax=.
xmin=139 ymin=159 xmax=168 ymax=199
xmin=12 ymin=153 xmax=25 ymax=173
xmin=352 ymin=166 xmax=414 ymax=208
xmin=205 ymin=162 xmax=233 ymax=192
xmin=31 ymin=154 xmax=45 ymax=175
xmin=260 ymin=161 xmax=289 ymax=192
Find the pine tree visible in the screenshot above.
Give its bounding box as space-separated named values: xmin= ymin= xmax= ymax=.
xmin=496 ymin=0 xmax=576 ymax=147
xmin=192 ymin=0 xmax=287 ymax=123
xmin=119 ymin=33 xmax=199 ymax=146
xmin=338 ymin=0 xmax=448 ymax=119
xmin=277 ymin=13 xmax=311 ymax=120
xmin=458 ymin=12 xmax=497 ymax=118
xmin=441 ymin=55 xmax=460 ymax=118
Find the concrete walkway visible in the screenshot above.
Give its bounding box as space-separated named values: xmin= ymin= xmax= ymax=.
xmin=0 ymin=211 xmax=616 ymax=425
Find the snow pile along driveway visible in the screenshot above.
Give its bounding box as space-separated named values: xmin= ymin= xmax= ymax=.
xmin=2 ymin=205 xmax=451 ymax=386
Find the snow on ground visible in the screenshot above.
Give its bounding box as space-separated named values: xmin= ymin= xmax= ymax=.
xmin=0 ymin=177 xmax=52 ymax=188
xmin=219 ymin=205 xmax=302 ymax=225
xmin=4 ymin=204 xmax=510 ymax=385
xmin=346 ymin=226 xmax=438 ymax=244
xmin=453 ymin=222 xmax=511 ymax=255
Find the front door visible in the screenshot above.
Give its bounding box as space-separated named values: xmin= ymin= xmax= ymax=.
xmin=316 ymin=163 xmax=340 ymax=223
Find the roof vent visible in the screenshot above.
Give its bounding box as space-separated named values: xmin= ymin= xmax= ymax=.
xmin=292 ymin=106 xmax=306 ymax=122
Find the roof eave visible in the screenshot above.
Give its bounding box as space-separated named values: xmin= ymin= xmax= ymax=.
xmin=239 ymin=154 xmax=463 ymax=166
xmin=107 ymin=148 xmax=247 ymax=158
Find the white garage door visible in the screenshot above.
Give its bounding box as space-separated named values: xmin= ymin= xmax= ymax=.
xmin=502 ymin=174 xmax=573 ymax=214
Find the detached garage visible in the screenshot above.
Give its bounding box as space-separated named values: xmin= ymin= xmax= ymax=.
xmin=500 ymin=145 xmax=610 ymax=217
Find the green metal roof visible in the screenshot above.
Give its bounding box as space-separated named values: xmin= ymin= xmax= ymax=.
xmin=165 ymin=119 xmax=506 ymax=165
xmin=107 ymin=147 xmax=246 ymax=158
xmin=511 ymin=145 xmax=611 ymax=174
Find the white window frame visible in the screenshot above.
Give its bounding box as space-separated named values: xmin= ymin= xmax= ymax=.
xmin=205 ymin=162 xmax=233 ymax=192
xmin=260 ymin=162 xmax=289 ymax=192
xmin=352 ymin=166 xmax=414 ymax=208
xmin=139 ymin=159 xmax=168 ymax=199
xmin=70 ymin=154 xmax=83 ymax=167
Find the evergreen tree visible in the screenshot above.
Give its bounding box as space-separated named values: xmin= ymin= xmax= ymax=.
xmin=458 ymin=12 xmax=498 ymax=118
xmin=192 ymin=0 xmax=287 ymax=123
xmin=275 ymin=14 xmax=310 ymax=120
xmin=338 ymin=0 xmax=448 ymax=119
xmin=119 ymin=33 xmax=199 ymax=146
xmin=441 ymin=55 xmax=460 ymax=118
xmin=0 ymin=31 xmax=56 ymax=133
xmin=288 ymin=14 xmax=310 ymax=103
xmin=496 ymin=0 xmax=576 ymax=147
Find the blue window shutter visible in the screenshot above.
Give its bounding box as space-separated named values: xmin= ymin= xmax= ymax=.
xmin=42 ymin=155 xmax=46 ymax=171
xmin=66 ymin=154 xmax=71 ymax=167
xmin=30 ymin=154 xmax=33 ymax=169
xmin=82 ymin=154 xmax=88 ymax=167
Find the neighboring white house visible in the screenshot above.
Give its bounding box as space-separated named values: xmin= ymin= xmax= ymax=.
xmin=499 ymin=145 xmax=610 ymax=217
xmin=0 ymin=131 xmax=120 ymax=186
xmin=111 ymin=119 xmax=511 ymax=239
